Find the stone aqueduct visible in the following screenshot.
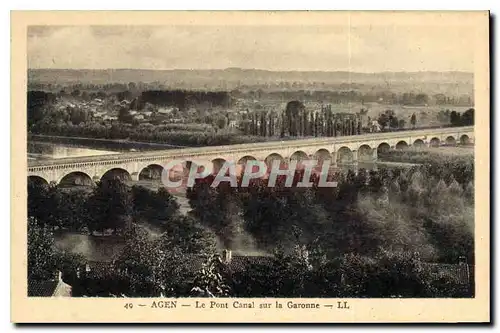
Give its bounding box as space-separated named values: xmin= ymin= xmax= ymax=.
xmin=28 ymin=126 xmax=474 ymax=186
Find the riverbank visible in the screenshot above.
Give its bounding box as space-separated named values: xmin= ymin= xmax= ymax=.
xmin=28 ymin=134 xmax=188 ymax=151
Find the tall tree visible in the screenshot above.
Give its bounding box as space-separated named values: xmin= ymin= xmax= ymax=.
xmin=285 ymin=101 xmax=305 ymax=136
xmin=191 ymin=254 xmax=232 ymax=297
xmin=114 ymin=221 xmax=217 ymax=297
xmin=378 ymin=113 xmax=389 ymax=130
xmin=28 ymin=217 xmax=57 ymax=281
xmin=410 ymin=113 xmax=417 ymax=129
xmin=280 ymin=113 xmax=286 ymax=138
xmin=461 ymin=108 xmax=474 ymax=126
xmin=450 ymin=111 xmax=461 ymax=126
xmin=302 ymin=109 xmax=308 ymax=137
xmin=118 ymin=107 xmax=133 ymax=124
xmin=87 ymin=179 xmax=132 ymax=234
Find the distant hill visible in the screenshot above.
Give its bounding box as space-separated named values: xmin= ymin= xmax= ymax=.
xmin=28 ymin=68 xmax=474 ymax=95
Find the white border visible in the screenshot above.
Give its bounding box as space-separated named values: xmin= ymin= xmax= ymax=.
xmin=3 ymin=2 xmax=498 ymax=332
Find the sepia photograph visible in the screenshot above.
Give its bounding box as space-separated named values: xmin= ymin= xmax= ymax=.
xmin=11 ymin=10 xmax=490 ymax=323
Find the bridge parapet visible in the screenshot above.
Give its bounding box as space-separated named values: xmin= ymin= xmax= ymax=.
xmin=28 ymin=126 xmax=474 ymax=168
xmin=27 ymin=126 xmax=474 ymax=184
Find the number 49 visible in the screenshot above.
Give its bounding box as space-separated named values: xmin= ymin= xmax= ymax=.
xmin=124 ymin=303 xmax=133 ymax=309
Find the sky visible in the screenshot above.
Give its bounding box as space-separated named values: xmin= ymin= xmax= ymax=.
xmin=27 ymin=25 xmax=475 ymax=73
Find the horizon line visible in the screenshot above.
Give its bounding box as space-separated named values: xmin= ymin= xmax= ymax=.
xmin=27 ymin=67 xmax=474 ymax=75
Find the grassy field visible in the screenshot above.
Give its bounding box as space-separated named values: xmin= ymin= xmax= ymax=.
xmin=423 ymin=146 xmax=474 ymax=156
xmin=402 ymin=145 xmax=474 ymax=156
xmin=306 ymin=102 xmax=472 ymax=128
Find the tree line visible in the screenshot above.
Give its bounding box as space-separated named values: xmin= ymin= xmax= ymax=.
xmin=28 ymin=150 xmax=474 ymax=297
xmin=436 ymin=108 xmax=475 ymax=127
xmin=187 ymin=154 xmax=474 ymax=263
xmin=231 ymin=89 xmax=472 ymax=107
xmin=240 ymin=102 xmax=415 ymax=138
xmin=27 ymin=91 xmax=473 ymax=148
xmin=30 ymin=121 xmax=267 ymax=147
xmin=29 ymin=80 xmax=473 ymax=107
xmin=28 ymin=179 xmax=183 ymax=234
xmin=240 ymin=101 xmax=363 ymax=137
xmin=138 ymin=90 xmax=232 ymax=111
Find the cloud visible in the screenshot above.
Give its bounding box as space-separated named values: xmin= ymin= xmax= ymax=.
xmin=27 ymin=25 xmax=475 ymax=72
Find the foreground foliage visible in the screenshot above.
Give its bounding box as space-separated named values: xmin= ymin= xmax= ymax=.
xmin=27 ymin=152 xmax=474 ymax=297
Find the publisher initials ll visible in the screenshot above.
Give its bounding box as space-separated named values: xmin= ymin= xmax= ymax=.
xmin=337 ymin=301 xmax=350 ymax=309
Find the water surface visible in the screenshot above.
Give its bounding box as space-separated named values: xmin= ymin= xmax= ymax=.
xmin=28 ymin=141 xmax=120 ymax=160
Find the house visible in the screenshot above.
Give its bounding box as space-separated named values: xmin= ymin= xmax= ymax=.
xmin=158 ymin=107 xmax=175 ymax=115
xmin=221 ymin=250 xmax=274 ymax=273
xmin=70 ymin=249 xmax=472 ymax=298
xmin=91 ymin=99 xmax=104 ymax=107
xmin=28 ymin=271 xmax=72 ymax=297
xmin=370 ymin=120 xmax=381 ymax=132
xmin=92 ymin=111 xmax=108 ymax=121
xmin=79 ymin=249 xmax=273 ymax=280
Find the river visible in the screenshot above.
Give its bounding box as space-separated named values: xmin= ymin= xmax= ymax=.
xmin=28 ymin=136 xmax=183 ymax=160
xmin=28 ymin=141 xmax=120 ymax=160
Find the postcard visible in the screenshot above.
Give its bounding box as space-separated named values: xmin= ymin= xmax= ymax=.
xmin=11 ymin=10 xmax=490 ymax=323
